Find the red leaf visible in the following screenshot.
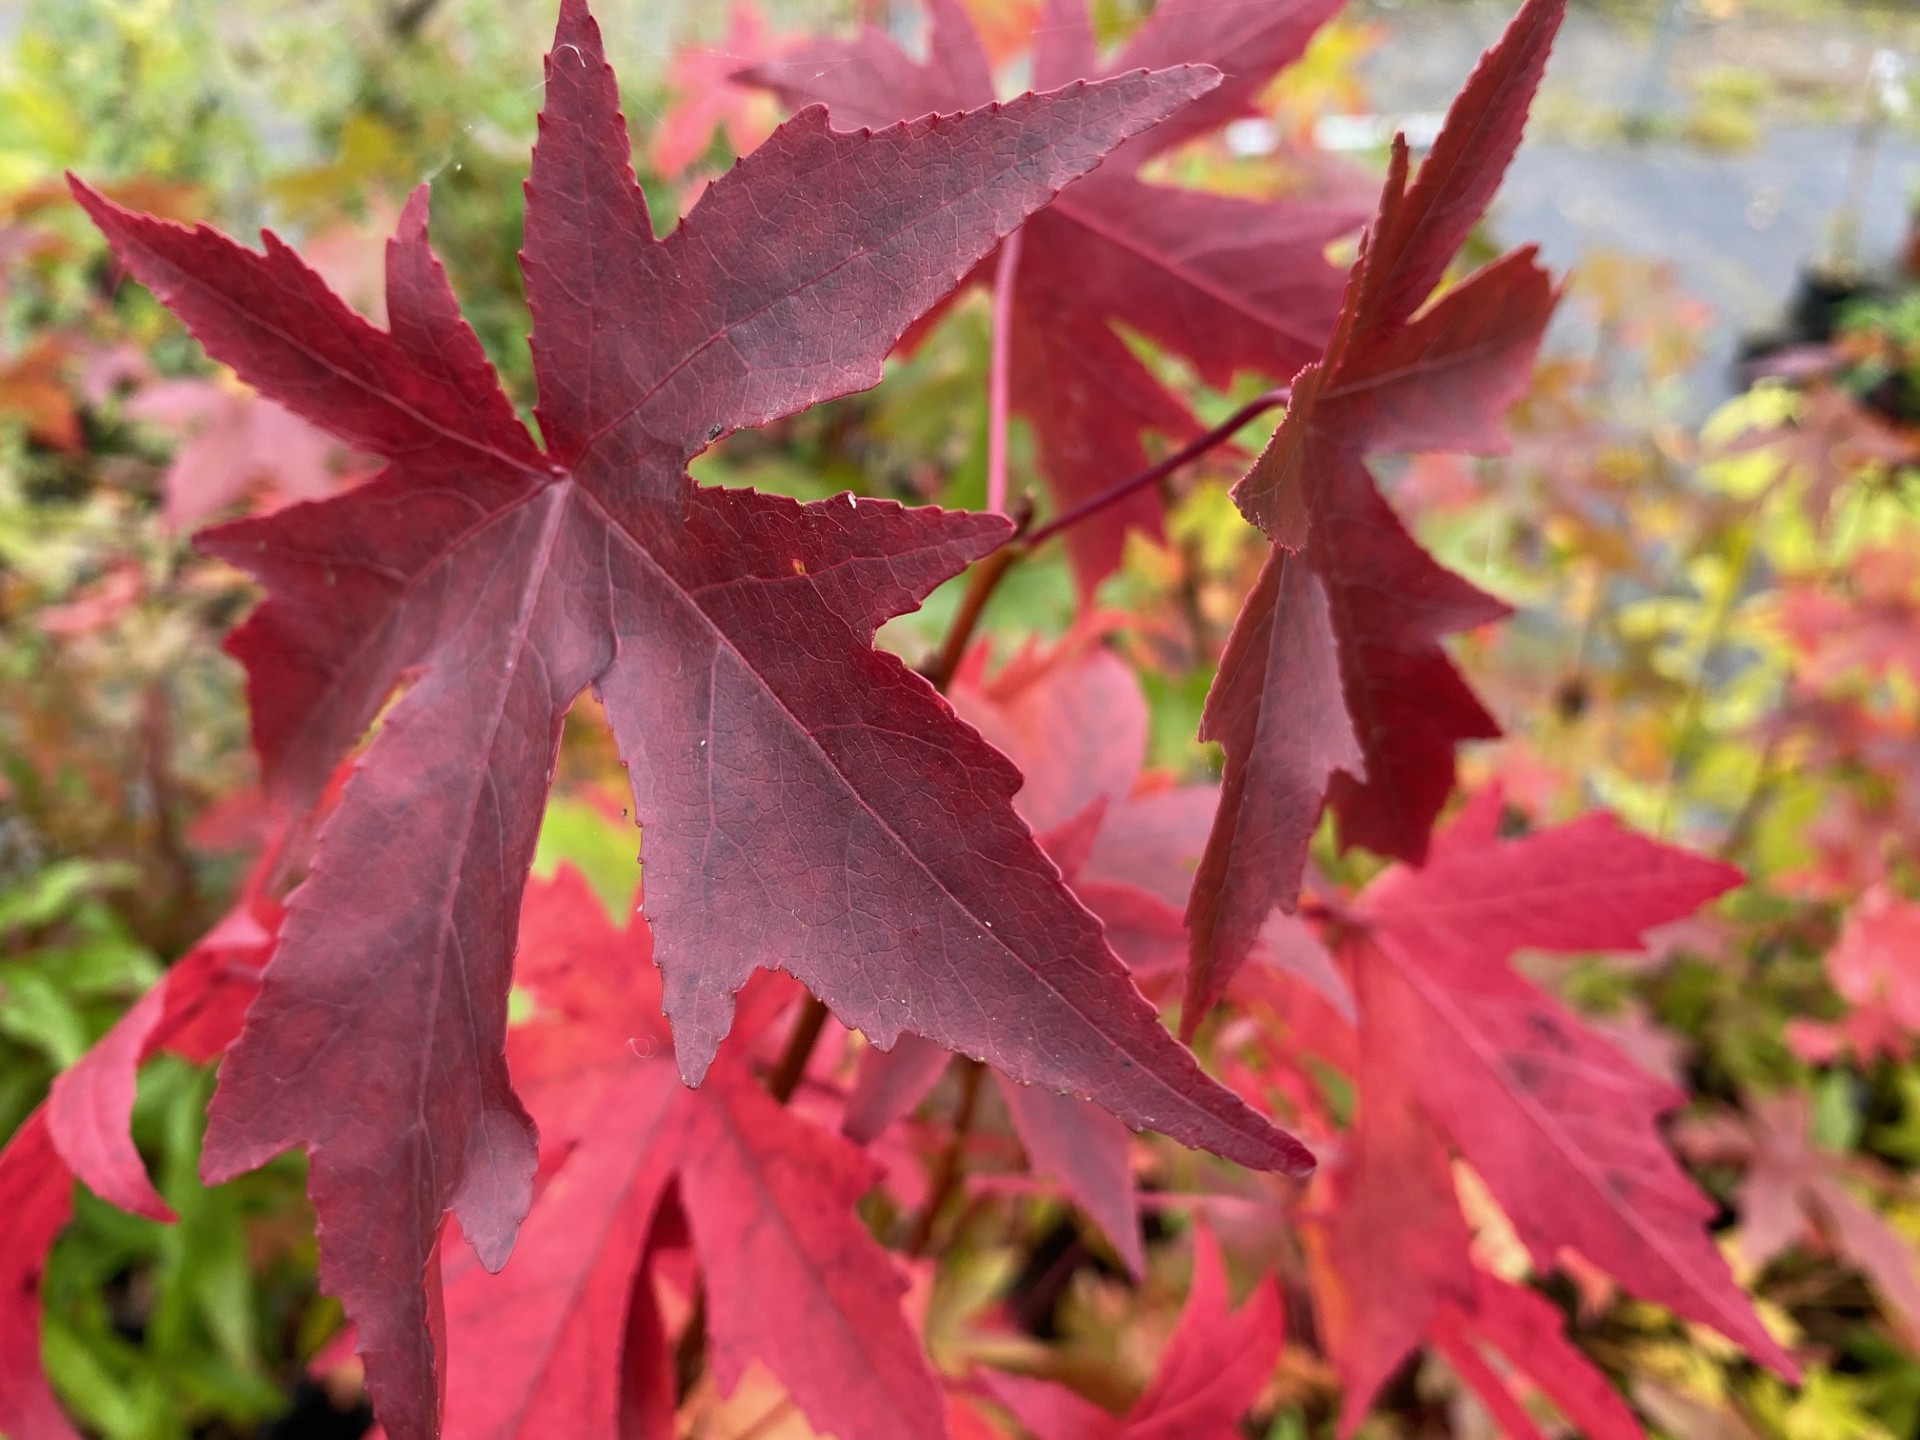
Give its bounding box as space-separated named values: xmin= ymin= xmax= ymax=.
xmin=1320 ymin=847 xmax=1682 ymax=1435
xmin=1434 ymin=1272 xmax=1645 ymax=1440
xmin=984 ymin=1224 xmax=1281 ymax=1439
xmin=1319 ymin=999 xmax=1473 ymax=1434
xmin=1123 ymin=1224 xmax=1284 ymax=1439
xmin=745 ymin=0 xmax=1355 ymax=591
xmin=1345 ymin=801 xmax=1793 ymax=1378
xmin=440 ymin=868 xmax=948 ymax=1440
xmin=1738 ymin=1093 xmax=1920 ymax=1345
xmin=441 ymin=1063 xmax=684 ymax=1440
xmin=987 ymin=1373 xmax=1121 ymax=1440
xmin=0 ymin=900 xmax=275 ymax=1440
xmin=681 ymin=1071 xmax=945 ymax=1439
xmin=74 ymin=6 xmax=1313 ymax=1432
xmin=1185 ymin=0 xmax=1565 ymax=1020
xmin=0 ymin=1116 xmax=78 ymax=1440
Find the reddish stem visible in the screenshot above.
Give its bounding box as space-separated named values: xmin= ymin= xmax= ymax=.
xmin=904 ymin=1057 xmax=985 ymax=1255
xmin=921 ymin=538 xmax=1024 ymax=693
xmin=1023 ymin=385 xmax=1291 ymax=549
xmin=984 ymin=231 xmax=1024 ymax=515
xmin=766 ymin=993 xmax=830 ymax=1104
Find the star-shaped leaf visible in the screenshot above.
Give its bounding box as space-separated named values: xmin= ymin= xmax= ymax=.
xmin=73 ymin=4 xmax=1312 ymax=1433
xmin=745 ymin=0 xmax=1356 ymax=591
xmin=1184 ymin=0 xmax=1564 ymax=1022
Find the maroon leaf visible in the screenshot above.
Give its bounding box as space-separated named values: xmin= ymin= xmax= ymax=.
xmin=996 ymin=1075 xmax=1143 ymax=1276
xmin=745 ymin=0 xmax=1355 ymax=591
xmin=1184 ymin=0 xmax=1565 ymax=1024
xmin=1737 ymin=1093 xmax=1920 ymax=1345
xmin=75 ymin=5 xmax=1316 ymax=1433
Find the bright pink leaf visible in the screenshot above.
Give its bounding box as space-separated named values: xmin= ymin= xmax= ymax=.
xmin=0 ymin=1116 xmax=80 ymax=1440
xmin=0 ymin=900 xmax=274 ymax=1440
xmin=1347 ymin=801 xmax=1793 ymax=1377
xmin=843 ymin=1033 xmax=954 ymax=1146
xmin=126 ymin=378 xmax=358 ymax=531
xmin=1738 ymin=1093 xmax=1920 ymax=1345
xmin=440 ymin=868 xmax=949 ymax=1440
xmin=984 ymin=1224 xmax=1281 ymax=1439
xmin=653 ymin=4 xmax=784 ymax=177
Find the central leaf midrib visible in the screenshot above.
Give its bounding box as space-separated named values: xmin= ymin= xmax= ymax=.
xmin=408 ymin=482 xmax=575 ymax=1249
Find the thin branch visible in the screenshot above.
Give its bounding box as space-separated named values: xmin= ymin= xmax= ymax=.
xmin=923 ymin=388 xmax=1291 ymax=690
xmin=766 ymin=993 xmax=831 ymax=1104
xmin=673 ymin=1288 xmax=708 ymax=1404
xmin=985 ymin=231 xmax=1024 ymax=516
xmin=1023 ymin=386 xmax=1290 ymax=550
xmin=922 ymin=540 xmax=1026 ymax=692
xmin=904 ymin=1058 xmax=985 ymax=1256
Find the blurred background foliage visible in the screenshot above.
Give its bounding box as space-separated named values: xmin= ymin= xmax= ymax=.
xmin=2 ymin=0 xmax=1920 ymax=1436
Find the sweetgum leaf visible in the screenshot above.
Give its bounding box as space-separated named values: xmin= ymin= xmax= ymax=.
xmin=440 ymin=868 xmax=945 ymax=1440
xmin=1341 ymin=797 xmax=1795 ymax=1385
xmin=745 ymin=0 xmax=1356 ymax=591
xmin=1318 ymin=993 xmax=1473 ymax=1435
xmin=1432 ymin=1273 xmax=1647 ymax=1440
xmin=73 ymin=12 xmax=1310 ymax=1430
xmin=1737 ymin=1093 xmax=1920 ymax=1345
xmin=1184 ymin=0 xmax=1564 ymax=1024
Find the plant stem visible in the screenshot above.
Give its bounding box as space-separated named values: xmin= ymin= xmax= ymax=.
xmin=766 ymin=993 xmax=831 ymax=1104
xmin=924 ymin=386 xmax=1294 ymax=680
xmin=904 ymin=1058 xmax=985 ymax=1256
xmin=1023 ymin=386 xmax=1290 ymax=549
xmin=673 ymin=1289 xmax=708 ymax=1403
xmin=984 ymin=231 xmax=1024 ymax=516
xmin=1658 ymin=518 xmax=1755 ymax=836
xmin=923 ymin=541 xmax=1025 ymax=691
